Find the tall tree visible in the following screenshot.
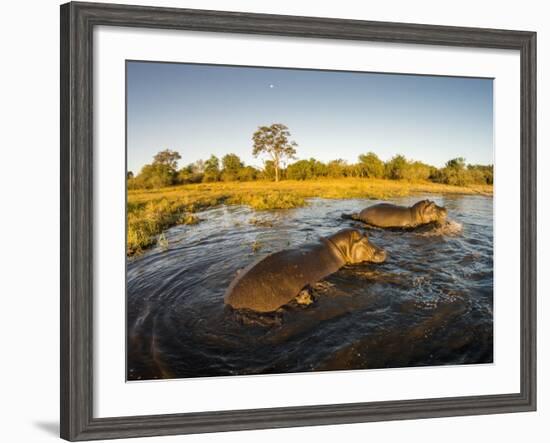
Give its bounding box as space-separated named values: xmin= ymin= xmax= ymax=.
xmin=445 ymin=157 xmax=467 ymax=170
xmin=221 ymin=153 xmax=244 ymax=181
xmin=153 ymin=149 xmax=181 ymax=171
xmin=385 ymin=154 xmax=409 ymax=180
xmin=252 ymin=123 xmax=297 ymax=182
xmin=203 ymin=155 xmax=220 ymax=182
xmin=131 ymin=149 xmax=181 ymax=189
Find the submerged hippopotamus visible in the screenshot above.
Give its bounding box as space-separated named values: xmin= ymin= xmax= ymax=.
xmin=350 ymin=199 xmax=447 ymax=229
xmin=224 ymin=228 xmax=386 ymax=313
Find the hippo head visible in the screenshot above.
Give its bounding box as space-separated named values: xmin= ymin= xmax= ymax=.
xmin=328 ymin=228 xmax=387 ymax=264
xmin=414 ymin=200 xmax=447 ymax=224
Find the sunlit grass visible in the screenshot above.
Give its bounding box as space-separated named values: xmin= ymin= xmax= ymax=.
xmin=127 ymin=178 xmax=492 ymax=255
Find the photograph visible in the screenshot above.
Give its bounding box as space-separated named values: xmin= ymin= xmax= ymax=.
xmin=125 ymin=61 xmax=494 ymax=381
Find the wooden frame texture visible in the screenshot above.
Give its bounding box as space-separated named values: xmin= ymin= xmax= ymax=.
xmin=60 ymin=1 xmax=537 ymax=440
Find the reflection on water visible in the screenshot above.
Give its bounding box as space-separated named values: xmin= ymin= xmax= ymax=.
xmin=127 ymin=195 xmax=493 ymax=380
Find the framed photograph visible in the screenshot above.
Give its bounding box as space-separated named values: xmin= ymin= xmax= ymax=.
xmin=60 ymin=1 xmax=536 ymax=441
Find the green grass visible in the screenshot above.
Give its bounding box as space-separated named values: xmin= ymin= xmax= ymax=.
xmin=127 ymin=198 xmax=212 ymax=255
xmin=229 ymin=192 xmax=306 ymax=210
xmin=127 ymin=178 xmax=492 ymax=256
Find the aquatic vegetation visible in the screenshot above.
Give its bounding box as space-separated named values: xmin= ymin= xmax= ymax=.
xmin=251 ymin=240 xmax=263 ymax=253
xmin=230 ymin=192 xmax=306 ymax=210
xmin=157 ymin=232 xmax=169 ymax=250
xmin=127 ymin=178 xmax=492 ymax=255
xmin=127 ymin=198 xmax=202 ymax=255
xmin=249 ymin=217 xmax=274 ymax=227
xmin=177 ymin=213 xmax=200 ymax=225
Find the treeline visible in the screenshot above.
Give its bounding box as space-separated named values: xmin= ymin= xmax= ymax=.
xmin=127 ymin=149 xmax=493 ymax=189
xmin=128 ymin=123 xmax=491 ymax=189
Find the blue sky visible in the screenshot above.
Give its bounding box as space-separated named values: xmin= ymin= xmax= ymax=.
xmin=127 ymin=61 xmax=493 ymax=174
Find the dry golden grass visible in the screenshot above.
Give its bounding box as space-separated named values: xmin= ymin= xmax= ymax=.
xmin=127 ymin=178 xmax=492 ymax=255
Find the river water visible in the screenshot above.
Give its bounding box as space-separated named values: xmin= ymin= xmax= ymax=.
xmin=127 ymin=195 xmax=493 ymax=380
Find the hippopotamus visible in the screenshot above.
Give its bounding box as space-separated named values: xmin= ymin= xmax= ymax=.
xmin=224 ymin=228 xmax=387 ymax=313
xmin=348 ymin=199 xmax=447 ymax=229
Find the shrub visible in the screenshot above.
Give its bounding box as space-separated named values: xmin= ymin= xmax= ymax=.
xmin=237 ymin=166 xmax=258 ymax=182
xmin=385 ymin=155 xmax=408 ymax=180
xmin=326 ymin=159 xmax=348 ymax=178
xmin=358 ymin=152 xmax=385 ymax=178
xmin=287 ymin=160 xmax=314 ymax=180
xmin=402 ymin=161 xmax=431 ymax=181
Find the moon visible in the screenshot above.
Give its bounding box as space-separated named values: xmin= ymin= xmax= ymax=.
xmin=269 ymin=84 xmax=275 ymax=89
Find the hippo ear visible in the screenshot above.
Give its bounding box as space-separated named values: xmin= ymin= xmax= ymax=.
xmin=350 ymin=229 xmax=362 ymax=242
xmin=419 ymin=201 xmax=430 ymax=217
xmin=423 ymin=202 xmax=438 ymax=217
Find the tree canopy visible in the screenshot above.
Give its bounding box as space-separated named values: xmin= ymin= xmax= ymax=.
xmin=358 ymin=152 xmax=385 ymax=178
xmin=252 ymin=123 xmax=297 ymax=182
xmin=153 ymin=149 xmax=181 ymax=170
xmin=221 ymin=153 xmax=244 ymax=181
xmin=203 ymin=155 xmax=221 ymax=182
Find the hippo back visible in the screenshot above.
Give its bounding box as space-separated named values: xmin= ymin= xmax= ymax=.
xmin=358 ymin=203 xmax=413 ymax=228
xmin=224 ymin=241 xmax=344 ymax=312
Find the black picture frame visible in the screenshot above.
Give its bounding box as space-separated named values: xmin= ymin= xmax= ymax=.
xmin=60 ymin=1 xmax=537 ymax=441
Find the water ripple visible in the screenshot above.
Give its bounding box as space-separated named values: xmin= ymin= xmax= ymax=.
xmin=127 ymin=194 xmax=493 ymax=380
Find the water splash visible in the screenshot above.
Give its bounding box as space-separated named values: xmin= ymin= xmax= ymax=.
xmin=414 ymin=219 xmax=464 ymax=237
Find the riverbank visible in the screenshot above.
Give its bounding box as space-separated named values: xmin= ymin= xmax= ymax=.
xmin=127 ymin=178 xmax=492 ymax=255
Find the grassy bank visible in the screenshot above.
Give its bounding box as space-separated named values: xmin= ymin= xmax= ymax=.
xmin=127 ymin=178 xmax=492 ymax=255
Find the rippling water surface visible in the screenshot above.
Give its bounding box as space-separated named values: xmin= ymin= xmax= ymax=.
xmin=127 ymin=195 xmax=493 ymax=380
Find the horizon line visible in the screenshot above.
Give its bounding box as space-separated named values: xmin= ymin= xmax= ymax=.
xmin=128 ymin=150 xmax=494 ymax=174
